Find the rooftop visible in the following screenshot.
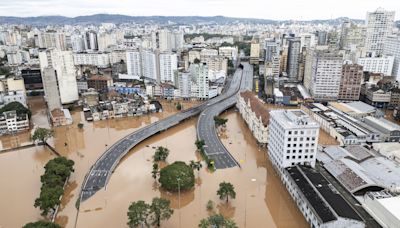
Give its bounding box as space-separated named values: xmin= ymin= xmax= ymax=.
xmin=239 ymin=91 xmax=270 ymax=126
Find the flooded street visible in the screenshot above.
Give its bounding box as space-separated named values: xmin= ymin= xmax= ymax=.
xmin=76 ymin=108 xmax=308 ymax=228
xmin=0 ymin=97 xmax=336 ymax=227
xmin=0 ymin=97 xmax=199 ymax=228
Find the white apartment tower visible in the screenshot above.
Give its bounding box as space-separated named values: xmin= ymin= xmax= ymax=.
xmin=357 ymin=56 xmax=394 ymax=76
xmin=178 ymin=72 xmax=191 ymax=99
xmin=304 ymin=50 xmax=343 ymax=101
xmin=39 ymin=49 xmax=79 ymax=104
xmin=268 ymin=110 xmax=319 ymax=172
xmin=126 ymin=50 xmax=141 ymax=77
xmin=365 ymin=8 xmax=395 ymax=56
xmin=384 ymin=35 xmax=400 ymax=81
xmin=159 ymin=53 xmax=178 ymax=83
xmin=141 ymin=50 xmax=158 ymax=81
xmin=190 ymin=63 xmax=209 ymax=99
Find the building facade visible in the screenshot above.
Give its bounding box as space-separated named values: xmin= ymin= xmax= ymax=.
xmin=338 ymin=64 xmax=364 ymax=101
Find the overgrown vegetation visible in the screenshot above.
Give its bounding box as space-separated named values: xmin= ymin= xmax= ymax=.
xmin=34 ymin=157 xmax=74 ymax=217
xmin=159 ymin=161 xmax=195 ymax=191
xmin=0 ymin=101 xmax=31 ymax=118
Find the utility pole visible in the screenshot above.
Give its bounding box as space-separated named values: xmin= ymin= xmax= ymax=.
xmin=177 ymin=177 xmax=181 ymax=228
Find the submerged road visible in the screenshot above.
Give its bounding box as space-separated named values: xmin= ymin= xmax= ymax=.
xmin=197 ymin=63 xmax=253 ymax=169
xmin=80 ymin=67 xmax=248 ymax=201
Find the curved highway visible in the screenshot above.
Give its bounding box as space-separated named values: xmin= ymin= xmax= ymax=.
xmin=196 ymin=63 xmax=253 ymax=169
xmin=80 ymin=67 xmax=247 ymax=201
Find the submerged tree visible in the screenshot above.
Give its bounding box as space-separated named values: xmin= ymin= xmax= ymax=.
xmin=217 ymin=182 xmax=236 ymax=203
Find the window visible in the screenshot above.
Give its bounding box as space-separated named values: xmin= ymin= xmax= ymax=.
xmin=310 ymin=155 xmax=314 ymax=158
xmin=294 ymin=131 xmax=298 ymax=134
xmin=305 ymin=155 xmax=308 ymax=159
xmin=288 ymin=138 xmax=292 ymax=141
xmin=289 ymin=131 xmax=292 ymax=135
xmin=292 ymin=156 xmax=295 ymax=159
xmin=298 ymin=156 xmax=302 ymax=159
xmin=286 ymin=156 xmax=290 ymax=159
xmin=294 ymin=138 xmax=297 ymax=141
xmin=299 ymin=150 xmax=302 ymax=153
xmin=287 ymin=144 xmax=291 ymax=148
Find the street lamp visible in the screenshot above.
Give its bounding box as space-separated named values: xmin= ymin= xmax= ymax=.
xmin=177 ymin=177 xmax=181 ymax=228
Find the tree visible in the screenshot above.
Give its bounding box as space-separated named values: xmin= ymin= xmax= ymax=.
xmin=214 ymin=116 xmax=228 ymax=127
xmin=77 ymin=123 xmax=84 ymax=129
xmin=153 ymin=146 xmax=170 ymax=162
xmin=32 ymin=128 xmax=53 ymax=144
xmin=194 ymin=58 xmax=201 ymax=64
xmin=149 ymin=197 xmax=174 ymax=227
xmin=217 ymin=182 xmax=236 ymax=203
xmin=195 ymin=139 xmax=205 ymax=150
xmin=23 ymin=221 xmax=61 ymax=228
xmin=151 ymin=163 xmax=159 ymax=180
xmin=206 ymin=200 xmax=214 ymax=211
xmin=198 ymin=214 xmax=238 ymax=228
xmin=34 ymin=157 xmax=74 ymax=217
xmin=159 ymin=161 xmax=195 ymax=191
xmin=127 ymin=200 xmax=150 ymax=228
xmin=189 ymin=160 xmax=203 ymax=172
xmin=176 ymin=102 xmax=182 ymax=111
xmin=0 ymin=101 xmax=31 ymax=118
xmin=34 ymin=185 xmax=63 ymax=216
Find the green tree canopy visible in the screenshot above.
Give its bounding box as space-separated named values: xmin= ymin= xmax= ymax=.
xmin=198 ymin=214 xmax=238 ymax=228
xmin=214 ymin=116 xmax=228 ymax=127
xmin=153 ymin=146 xmax=170 ymax=162
xmin=159 ymin=161 xmax=195 ymax=191
xmin=217 ymin=182 xmax=236 ymax=203
xmin=34 ymin=157 xmax=74 ymax=216
xmin=0 ymin=101 xmax=31 ymax=118
xmin=23 ymin=221 xmax=61 ymax=228
xmin=32 ymin=128 xmax=53 ymax=144
xmin=127 ymin=200 xmax=150 ymax=228
xmin=149 ymin=197 xmax=174 ymax=227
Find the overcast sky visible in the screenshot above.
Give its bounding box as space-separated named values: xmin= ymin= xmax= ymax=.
xmin=0 ymin=0 xmax=399 ymax=20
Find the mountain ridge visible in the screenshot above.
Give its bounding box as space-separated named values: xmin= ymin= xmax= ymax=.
xmin=0 ymin=14 xmax=368 ymax=25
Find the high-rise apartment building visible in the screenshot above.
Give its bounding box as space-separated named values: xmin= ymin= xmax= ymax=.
xmin=268 ymin=109 xmax=319 ymax=171
xmin=141 ymin=50 xmax=158 ymax=81
xmin=264 ymin=38 xmax=279 ymax=63
xmin=37 ymin=32 xmax=67 ymax=50
xmin=250 ymin=41 xmax=260 ymax=64
xmin=85 ymin=31 xmax=98 ymax=51
xmin=357 ymin=56 xmax=394 ymax=76
xmin=384 ymin=35 xmax=400 ymax=81
xmin=338 ymin=64 xmax=364 ymax=101
xmin=126 ymin=50 xmax=141 ymax=77
xmin=159 ymin=53 xmax=178 ymax=83
xmin=286 ymin=37 xmax=301 ymax=81
xmin=340 ymin=21 xmax=365 ymax=50
xmin=190 ymin=63 xmax=209 ymax=99
xmin=304 ymin=50 xmax=343 ymax=101
xmin=365 ymin=8 xmax=395 ymax=56
xmin=39 ymin=49 xmax=79 ymax=104
xmin=41 ymin=67 xmax=62 ymax=111
xmin=178 ymin=72 xmax=191 ymax=99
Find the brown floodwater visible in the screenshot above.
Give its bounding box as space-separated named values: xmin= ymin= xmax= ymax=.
xmin=0 ymin=97 xmax=199 ymax=228
xmin=76 ymin=108 xmax=309 ymax=228
xmin=0 ymin=97 xmax=337 ymax=228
